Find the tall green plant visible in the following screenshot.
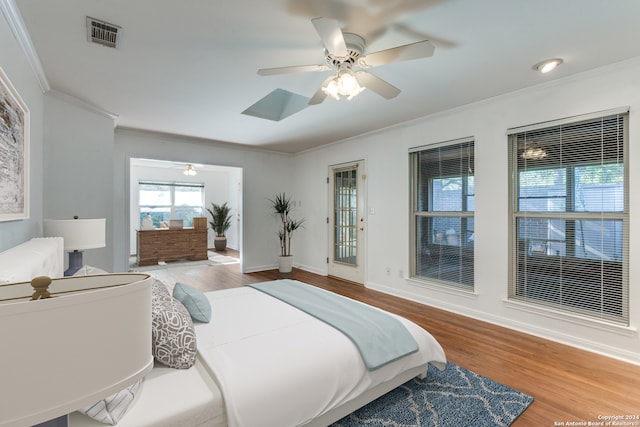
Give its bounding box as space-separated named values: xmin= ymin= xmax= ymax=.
xmin=207 ymin=202 xmax=232 ymax=237
xmin=269 ymin=193 xmax=304 ymax=256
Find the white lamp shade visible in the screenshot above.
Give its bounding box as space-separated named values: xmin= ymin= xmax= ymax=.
xmin=44 ymin=218 xmax=106 ymax=251
xmin=0 ymin=273 xmax=153 ymax=426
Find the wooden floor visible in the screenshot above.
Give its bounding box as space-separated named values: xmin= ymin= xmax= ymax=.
xmin=147 ymin=250 xmax=640 ymax=427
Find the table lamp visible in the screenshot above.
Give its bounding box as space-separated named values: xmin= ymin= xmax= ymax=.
xmin=44 ymin=217 xmax=106 ymax=276
xmin=0 ymin=273 xmax=153 ymax=427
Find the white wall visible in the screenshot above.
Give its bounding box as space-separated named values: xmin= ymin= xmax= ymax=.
xmin=115 ymin=129 xmax=292 ymax=273
xmin=0 ymin=6 xmax=44 ymax=251
xmin=129 ymin=162 xmax=242 ymax=252
xmin=293 ymin=57 xmax=640 ymax=365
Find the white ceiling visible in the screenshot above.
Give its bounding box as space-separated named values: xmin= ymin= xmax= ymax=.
xmin=13 ymin=0 xmax=640 ymax=153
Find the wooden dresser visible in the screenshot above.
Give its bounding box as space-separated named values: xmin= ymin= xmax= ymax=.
xmin=137 ymin=228 xmax=208 ymax=266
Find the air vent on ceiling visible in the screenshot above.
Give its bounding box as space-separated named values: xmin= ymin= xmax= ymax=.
xmin=86 ymin=17 xmax=121 ymax=48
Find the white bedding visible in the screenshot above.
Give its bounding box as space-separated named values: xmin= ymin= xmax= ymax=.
xmin=0 ymin=237 xmax=63 ymax=283
xmin=195 ymin=285 xmax=446 ymax=427
xmin=69 ymin=357 xmax=226 ymax=427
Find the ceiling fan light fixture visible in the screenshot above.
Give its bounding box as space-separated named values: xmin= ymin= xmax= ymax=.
xmin=533 ymin=58 xmax=563 ymax=74
xmin=337 ymin=69 xmax=358 ymax=92
xmin=322 ymin=68 xmax=365 ymax=101
xmin=323 ymin=79 xmax=340 ymax=100
xmin=183 ymin=164 xmax=197 ymax=176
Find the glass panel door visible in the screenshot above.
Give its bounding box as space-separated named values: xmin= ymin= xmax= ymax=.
xmin=328 ymin=161 xmax=364 ymax=284
xmin=334 ymin=167 xmax=357 ymax=265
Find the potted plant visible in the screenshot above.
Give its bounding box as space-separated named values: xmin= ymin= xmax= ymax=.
xmin=207 ymin=202 xmax=232 ymax=251
xmin=269 ymin=193 xmax=304 ymax=273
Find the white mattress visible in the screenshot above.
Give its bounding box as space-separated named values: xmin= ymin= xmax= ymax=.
xmin=69 ymin=357 xmax=226 ymax=427
xmin=195 ymin=286 xmax=446 ymax=427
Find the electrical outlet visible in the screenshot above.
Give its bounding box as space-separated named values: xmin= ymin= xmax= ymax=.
xmin=385 ymin=267 xmax=391 ymax=275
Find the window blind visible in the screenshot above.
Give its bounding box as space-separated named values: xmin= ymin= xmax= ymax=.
xmin=509 ymin=111 xmax=628 ymax=325
xmin=410 ymin=138 xmax=475 ymax=290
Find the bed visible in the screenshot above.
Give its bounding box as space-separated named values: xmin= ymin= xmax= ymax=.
xmin=0 ymin=238 xmax=446 ymax=427
xmin=195 ymin=281 xmax=446 ymax=427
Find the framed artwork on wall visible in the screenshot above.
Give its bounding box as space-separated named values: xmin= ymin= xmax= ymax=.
xmin=0 ymin=67 xmax=29 ymax=221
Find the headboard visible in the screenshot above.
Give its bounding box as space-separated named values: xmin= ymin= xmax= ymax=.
xmin=0 ymin=237 xmax=64 ymax=283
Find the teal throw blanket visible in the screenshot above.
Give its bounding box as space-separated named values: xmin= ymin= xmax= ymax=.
xmin=249 ymin=280 xmax=418 ymax=370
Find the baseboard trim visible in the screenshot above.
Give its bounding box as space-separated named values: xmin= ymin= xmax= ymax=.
xmin=367 ymin=280 xmax=640 ymax=366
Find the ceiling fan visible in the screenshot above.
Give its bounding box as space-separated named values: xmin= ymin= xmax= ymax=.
xmin=257 ymin=17 xmax=435 ymax=105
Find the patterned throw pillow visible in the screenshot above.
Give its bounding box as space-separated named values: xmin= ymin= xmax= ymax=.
xmin=151 ymin=279 xmax=171 ymax=298
xmin=79 ymin=379 xmax=142 ymax=425
xmin=151 ymin=280 xmax=197 ymax=369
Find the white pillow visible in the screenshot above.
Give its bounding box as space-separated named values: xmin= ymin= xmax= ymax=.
xmin=79 ymin=379 xmax=142 ymax=425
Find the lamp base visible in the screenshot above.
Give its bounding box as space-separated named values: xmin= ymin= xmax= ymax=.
xmin=64 ymin=251 xmax=84 ymax=276
xmin=34 ymin=414 xmax=68 ymax=427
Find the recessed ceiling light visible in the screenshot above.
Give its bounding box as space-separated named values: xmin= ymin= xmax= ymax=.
xmin=533 ymin=58 xmax=563 ymax=74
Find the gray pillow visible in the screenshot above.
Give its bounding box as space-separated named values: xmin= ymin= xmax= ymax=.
xmin=151 ymin=281 xmax=197 ymax=369
xmin=151 ymin=279 xmax=170 ymax=298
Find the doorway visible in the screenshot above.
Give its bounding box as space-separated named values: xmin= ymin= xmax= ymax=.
xmin=327 ymin=160 xmax=365 ymax=284
xmin=129 ymin=158 xmax=242 ymax=267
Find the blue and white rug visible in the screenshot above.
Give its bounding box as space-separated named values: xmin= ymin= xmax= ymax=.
xmin=331 ymin=362 xmax=533 ymax=427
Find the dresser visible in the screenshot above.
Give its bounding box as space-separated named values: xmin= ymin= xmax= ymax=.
xmin=137 ymin=228 xmax=208 ymax=266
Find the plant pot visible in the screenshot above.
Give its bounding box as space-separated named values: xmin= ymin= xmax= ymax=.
xmin=214 ymin=236 xmax=227 ymax=251
xmin=278 ymin=255 xmax=293 ymax=273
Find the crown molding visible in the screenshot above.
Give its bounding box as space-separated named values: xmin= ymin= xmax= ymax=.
xmin=0 ymin=0 xmax=49 ymax=92
xmin=48 ymin=90 xmax=119 ymax=123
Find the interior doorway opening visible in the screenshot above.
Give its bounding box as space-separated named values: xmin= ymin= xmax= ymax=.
xmin=129 ymin=158 xmax=242 ymax=269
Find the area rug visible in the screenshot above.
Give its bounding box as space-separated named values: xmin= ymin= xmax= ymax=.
xmin=331 ymin=362 xmax=533 ymax=427
xmin=208 ymin=251 xmax=240 ymax=265
xmin=130 ymin=252 xmax=239 ymax=271
xmin=130 ymin=258 xmax=212 ymax=271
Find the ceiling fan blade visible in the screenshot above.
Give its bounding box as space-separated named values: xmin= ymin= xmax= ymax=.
xmin=258 ymin=64 xmax=329 ymax=76
xmin=311 ymin=17 xmax=348 ymax=57
xmin=308 ymin=83 xmax=328 ymax=105
xmin=355 ymin=71 xmax=400 ymax=100
xmin=358 ymin=40 xmax=435 ymax=68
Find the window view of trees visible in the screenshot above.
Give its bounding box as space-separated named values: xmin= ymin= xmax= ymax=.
xmin=518 ymin=164 xmax=623 ymax=261
xmin=139 ymin=182 xmax=204 ymax=228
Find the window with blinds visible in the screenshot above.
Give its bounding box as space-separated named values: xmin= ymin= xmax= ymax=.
xmin=410 ymin=138 xmax=475 ymax=290
xmin=139 ymin=181 xmax=205 ymax=228
xmin=508 ymin=109 xmax=629 ymax=325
